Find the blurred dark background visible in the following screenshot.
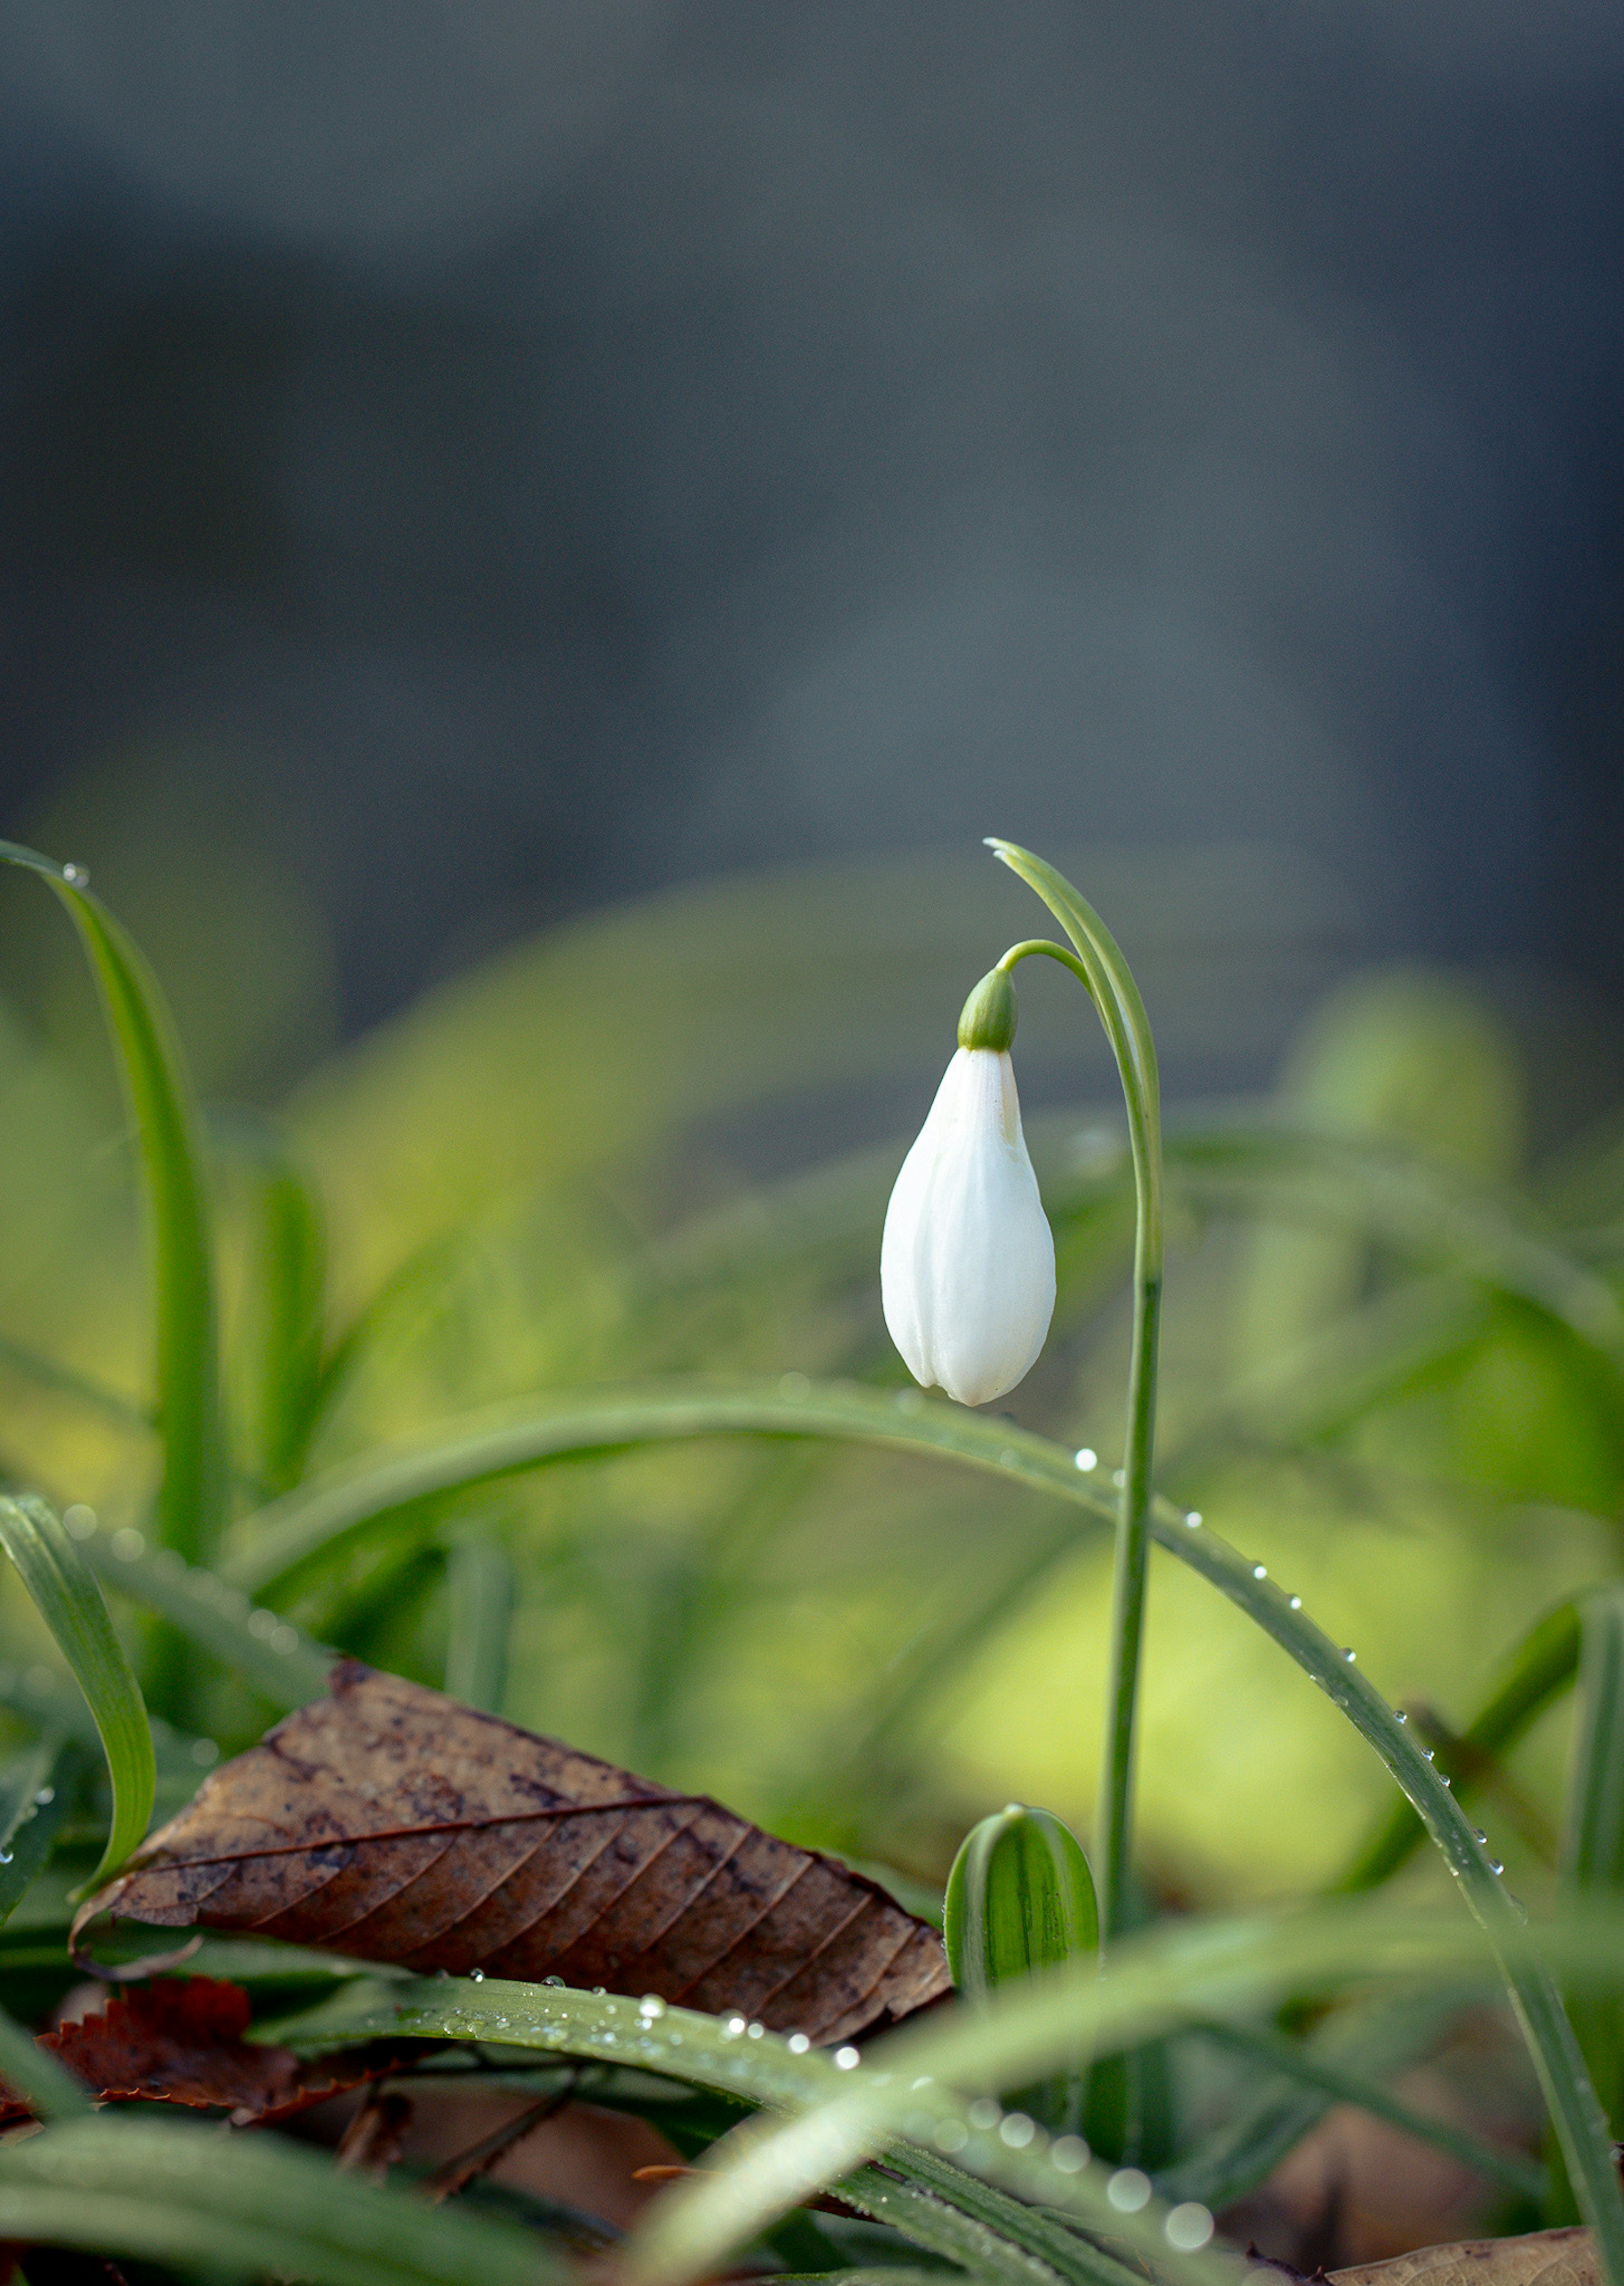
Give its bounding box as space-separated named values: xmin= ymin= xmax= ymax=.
xmin=0 ymin=1 xmax=1621 ymax=1056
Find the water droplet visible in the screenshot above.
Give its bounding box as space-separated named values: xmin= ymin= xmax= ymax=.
xmin=1107 ymin=2168 xmax=1152 ymax=2213
xmin=999 ymin=2113 xmax=1036 ymax=2148
xmin=968 ymin=2097 xmax=1001 ymax=2129
xmin=1490 ymin=1859 xmax=1504 ymax=1875
xmin=1075 ymin=1448 xmax=1097 ymax=1471
xmin=60 ymin=864 xmax=88 ymax=888
xmin=933 ymin=2119 xmax=968 ymax=2152
xmin=1051 ymin=2135 xmax=1089 ymax=2174
xmin=110 ymin=1527 xmax=145 ymax=1563
xmin=1166 ymin=2203 xmax=1214 ymax=2251
xmin=639 ymin=1995 xmax=666 ymax=2019
xmin=1395 ymin=1710 xmax=1407 ymax=1723
xmin=0 ymin=1852 xmax=14 ymax=1866
xmin=469 ymin=1969 xmax=485 ymax=1982
xmin=590 ymin=1987 xmax=606 ymax=1997
xmin=747 ymin=2022 xmax=764 ymax=2039
xmin=893 ymin=1389 xmax=923 ymax=1413
xmin=62 ymin=1506 xmax=97 ymax=1541
xmin=668 ymin=2031 xmax=683 ymax=2045
xmin=1252 ymin=1564 xmax=1267 ymax=1580
xmin=1474 ymin=1830 xmax=1487 ymax=1846
xmin=1288 ymin=1594 xmax=1301 ymax=1609
xmin=1423 ymin=1748 xmax=1435 ymax=1762
xmin=1185 ymin=1512 xmax=1202 ymax=1528
xmin=33 ymin=1788 xmax=53 ymax=1807
xmin=1112 ymin=1468 xmax=1126 ymax=1488
xmin=999 ymin=1449 xmax=1018 ymax=1469
xmin=787 ymin=2033 xmax=810 ymax=2054
xmin=543 ymin=1976 xmax=564 ymax=1987
xmin=778 ymin=1372 xmax=810 ymax=1400
xmin=1342 ymin=1648 xmax=1356 ymax=1663
xmin=723 ymin=2016 xmax=746 ymax=2039
xmin=834 ymin=2046 xmax=861 ymax=2070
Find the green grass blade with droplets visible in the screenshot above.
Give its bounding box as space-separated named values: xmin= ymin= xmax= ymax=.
xmin=0 ymin=2111 xmax=556 ymax=2286
xmin=219 ymin=1372 xmax=1624 ymax=2279
xmin=0 ymin=1496 xmax=154 ymax=1891
xmin=0 ymin=842 xmax=224 ymax=1565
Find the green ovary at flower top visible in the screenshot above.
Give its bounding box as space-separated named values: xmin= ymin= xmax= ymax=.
xmin=881 ymin=965 xmax=1057 ymax=1407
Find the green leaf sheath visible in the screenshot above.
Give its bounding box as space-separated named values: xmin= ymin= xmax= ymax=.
xmin=0 ymin=1995 xmax=92 ymax=2121
xmin=988 ymin=840 xmax=1164 ymax=1948
xmin=0 ymin=843 xmax=225 ymax=1565
xmin=0 ymin=2113 xmax=556 ymax=2286
xmin=221 ymin=1373 xmax=1624 ymax=2279
xmin=0 ymin=1496 xmax=154 ymax=1891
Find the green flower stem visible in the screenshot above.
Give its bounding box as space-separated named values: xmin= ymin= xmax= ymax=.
xmin=989 ymin=844 xmax=1164 ymax=1948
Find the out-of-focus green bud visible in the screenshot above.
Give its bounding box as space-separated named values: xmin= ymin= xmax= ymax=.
xmin=944 ymin=1802 xmax=1099 ymax=2001
xmin=944 ymin=1803 xmax=1099 ymax=2136
xmin=956 ymin=966 xmax=1018 ymax=1054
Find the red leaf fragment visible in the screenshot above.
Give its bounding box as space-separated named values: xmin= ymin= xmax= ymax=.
xmin=41 ymin=1976 xmax=404 ymax=2122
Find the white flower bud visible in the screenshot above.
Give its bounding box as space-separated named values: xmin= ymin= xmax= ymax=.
xmin=881 ymin=1045 xmax=1056 ymax=1406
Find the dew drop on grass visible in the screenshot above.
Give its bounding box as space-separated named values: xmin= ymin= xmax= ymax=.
xmin=0 ymin=1851 xmax=12 ymax=1865
xmin=60 ymin=864 xmax=88 ymax=887
xmin=1288 ymin=1594 xmax=1301 ymax=1609
xmin=1112 ymin=1468 xmax=1126 ymax=1487
xmin=999 ymin=2113 xmax=1036 ymax=2148
xmin=1185 ymin=1512 xmax=1202 ymax=1528
xmin=1252 ymin=1564 xmax=1267 ymax=1580
xmin=590 ymin=1986 xmax=606 ymax=1997
xmin=469 ymin=1970 xmax=485 ymax=1982
xmin=1490 ymin=1859 xmax=1504 ymax=1875
xmin=544 ymin=1976 xmax=564 ymax=1987
xmin=1075 ymin=1448 xmax=1097 ymax=1471
xmin=1440 ymin=1775 xmax=1451 ymax=1789
xmin=1166 ymin=2203 xmax=1214 ymax=2251
xmin=834 ymin=2046 xmax=860 ymax=2070
xmin=1395 ymin=1710 xmax=1407 ymax=1723
xmin=33 ymin=1788 xmax=52 ymax=1806
xmin=1051 ymin=2136 xmax=1089 ymax=2173
xmin=934 ymin=2119 xmax=968 ymax=2152
xmin=747 ymin=2022 xmax=764 ymax=2039
xmin=1473 ymin=1830 xmax=1487 ymax=1845
xmin=787 ymin=2034 xmax=810 ymax=2054
xmin=1107 ymin=2168 xmax=1152 ymax=2213
xmin=62 ymin=1506 xmax=97 ymax=1540
xmin=1423 ymin=1748 xmax=1435 ymax=1762
xmin=639 ymin=1995 xmax=666 ymax=2019
xmin=968 ymin=2098 xmax=1001 ymax=2129
xmin=1342 ymin=1649 xmax=1356 ymax=1663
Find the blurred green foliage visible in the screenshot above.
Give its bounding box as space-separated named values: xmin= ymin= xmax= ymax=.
xmin=0 ymin=824 xmax=1613 ymax=1927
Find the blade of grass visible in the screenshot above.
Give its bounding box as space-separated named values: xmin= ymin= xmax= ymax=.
xmin=0 ymin=1495 xmax=154 ymax=1890
xmin=444 ymin=1536 xmax=514 ymax=1713
xmin=219 ymin=1111 xmax=327 ymax=1496
xmin=1188 ymin=2015 xmax=1545 ymax=2200
xmin=1336 ymin=1597 xmax=1582 ymax=1891
xmin=0 ymin=1993 xmax=92 ymax=2120
xmin=0 ymin=2111 xmax=556 ymax=2286
xmin=221 ymin=1375 xmax=1624 ymax=2277
xmin=0 ymin=842 xmax=224 ymax=1566
xmin=0 ymin=1736 xmax=81 ymax=1929
xmin=1559 ymin=1586 xmax=1624 ymax=2152
xmin=67 ymin=1508 xmax=333 ymax=1708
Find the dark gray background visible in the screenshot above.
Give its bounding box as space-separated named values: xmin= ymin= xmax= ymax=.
xmin=0 ymin=3 xmax=1619 ymax=1049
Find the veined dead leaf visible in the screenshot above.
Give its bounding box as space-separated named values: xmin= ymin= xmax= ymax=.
xmin=1330 ymin=2228 xmax=1597 ymax=2286
xmin=41 ymin=1976 xmax=405 ymax=2122
xmin=77 ymin=1662 xmax=951 ymax=2044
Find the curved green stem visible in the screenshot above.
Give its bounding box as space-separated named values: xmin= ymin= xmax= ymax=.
xmin=989 ymin=848 xmax=1164 ymax=1948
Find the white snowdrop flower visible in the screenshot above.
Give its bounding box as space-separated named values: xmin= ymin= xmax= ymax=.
xmin=881 ymin=968 xmax=1056 ymax=1406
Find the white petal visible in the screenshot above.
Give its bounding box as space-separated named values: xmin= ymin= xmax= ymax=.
xmin=881 ymin=1048 xmax=1056 ymax=1405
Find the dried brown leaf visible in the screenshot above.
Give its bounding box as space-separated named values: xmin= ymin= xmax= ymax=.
xmin=77 ymin=1661 xmax=951 ymax=2043
xmin=1330 ymin=2228 xmax=1599 ymax=2286
xmin=41 ymin=1975 xmax=407 ymax=2122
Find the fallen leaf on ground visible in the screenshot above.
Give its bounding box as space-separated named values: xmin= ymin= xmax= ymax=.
xmin=1330 ymin=2228 xmax=1597 ymax=2286
xmin=77 ymin=1660 xmax=951 ymax=2043
xmin=42 ymin=1975 xmax=407 ymax=2121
